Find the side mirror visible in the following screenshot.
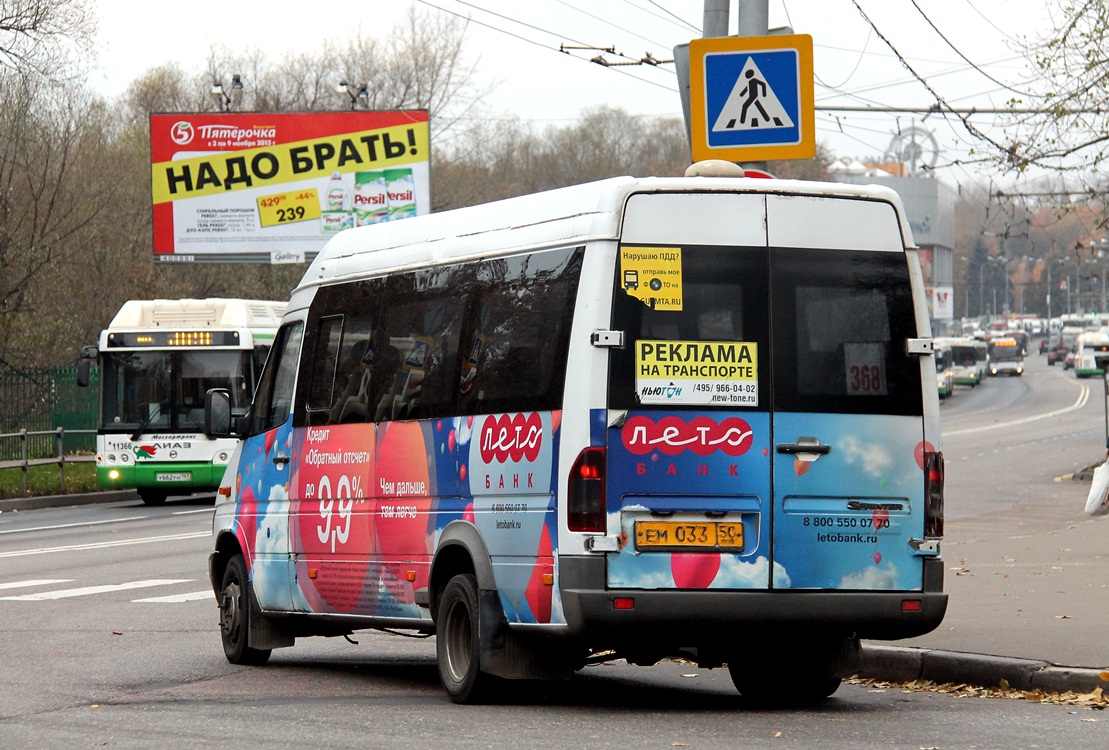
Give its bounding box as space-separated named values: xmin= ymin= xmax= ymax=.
xmin=205 ymin=388 xmax=235 ymax=438
xmin=76 ymin=359 xmax=92 ymax=388
xmin=76 ymin=345 xmax=98 ymax=388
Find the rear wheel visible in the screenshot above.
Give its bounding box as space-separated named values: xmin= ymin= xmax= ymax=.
xmin=727 ymin=641 xmax=847 ymax=705
xmin=219 ymin=554 xmax=271 ymax=665
xmin=436 ymin=573 xmax=496 ymax=704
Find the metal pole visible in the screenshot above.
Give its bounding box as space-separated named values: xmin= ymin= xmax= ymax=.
xmin=703 ymin=0 xmax=730 ymax=37
xmin=1047 ymin=263 xmax=1052 ymax=321
xmin=736 ymin=0 xmax=770 ymax=36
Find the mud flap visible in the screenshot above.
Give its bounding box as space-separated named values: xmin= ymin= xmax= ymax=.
xmin=478 ymin=589 xmax=573 ymax=680
xmin=828 ymin=635 xmax=862 ymax=678
xmin=248 ymin=584 xmax=296 ymax=651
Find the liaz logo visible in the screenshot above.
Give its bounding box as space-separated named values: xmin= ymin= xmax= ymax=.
xmin=134 ymin=445 xmax=158 ymax=459
xmin=479 ymin=413 xmax=543 ymax=464
xmin=133 ymin=441 xmax=193 ymax=459
xmin=621 ymin=415 xmax=754 ymax=456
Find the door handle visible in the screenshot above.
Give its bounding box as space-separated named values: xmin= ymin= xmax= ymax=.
xmin=775 ymin=441 xmax=831 ymax=455
xmin=272 ymin=453 xmax=290 ymax=467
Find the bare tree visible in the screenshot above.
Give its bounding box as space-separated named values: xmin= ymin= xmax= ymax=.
xmin=334 ymin=7 xmax=488 ymax=138
xmin=0 ymin=0 xmax=95 ymax=78
xmin=994 ymin=2 xmax=1109 ymax=198
xmin=0 ymin=73 xmax=121 ymax=366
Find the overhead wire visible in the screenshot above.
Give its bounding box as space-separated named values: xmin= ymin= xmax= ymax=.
xmin=907 ymin=0 xmax=1037 ymax=98
xmin=555 ymin=0 xmax=670 ymax=49
xmin=416 ymin=0 xmax=677 ymax=92
xmin=848 ymin=0 xmax=1012 ymax=159
xmin=963 ymin=0 xmax=1029 ymax=45
xmin=639 ymin=0 xmax=700 ymax=33
xmin=421 ymin=0 xmax=1036 ymax=183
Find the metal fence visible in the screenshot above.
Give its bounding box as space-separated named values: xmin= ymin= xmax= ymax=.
xmin=0 ymin=428 xmax=97 ymax=494
xmin=0 ymin=366 xmax=98 ymax=459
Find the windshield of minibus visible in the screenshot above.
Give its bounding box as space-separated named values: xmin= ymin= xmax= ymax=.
xmin=100 ymin=349 xmax=255 ymax=432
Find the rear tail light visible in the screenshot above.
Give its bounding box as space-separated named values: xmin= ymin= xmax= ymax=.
xmin=923 ymin=450 xmax=944 ymax=537
xmin=568 ymin=447 xmax=606 ymax=532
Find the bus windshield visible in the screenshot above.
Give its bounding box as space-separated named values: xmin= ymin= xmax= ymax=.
xmin=100 ymin=349 xmax=255 ymax=433
xmin=989 ymin=341 xmax=1022 ymax=362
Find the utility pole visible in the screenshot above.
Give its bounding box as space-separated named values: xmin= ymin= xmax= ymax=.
xmin=735 ymin=0 xmax=769 ymax=37
xmin=703 ymin=0 xmax=729 ymax=37
xmin=677 ymin=1 xmax=774 ymax=161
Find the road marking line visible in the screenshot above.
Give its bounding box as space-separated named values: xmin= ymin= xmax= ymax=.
xmin=0 ymin=531 xmax=209 ymax=559
xmin=132 ymin=590 xmax=215 ymax=603
xmin=944 ymin=384 xmax=1090 ymax=436
xmin=0 ymin=579 xmax=74 ymax=590
xmin=0 ymin=579 xmax=193 ymax=601
xmin=0 ymin=517 xmax=147 ymax=535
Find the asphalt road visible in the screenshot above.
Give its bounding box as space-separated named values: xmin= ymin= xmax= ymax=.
xmin=1 ymin=352 xmax=1107 ymax=745
xmin=0 ymin=497 xmax=1102 ymax=750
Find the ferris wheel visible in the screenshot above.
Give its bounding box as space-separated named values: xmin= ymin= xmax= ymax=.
xmin=885 ymin=125 xmax=940 ymax=175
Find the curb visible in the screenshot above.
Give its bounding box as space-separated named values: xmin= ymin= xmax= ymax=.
xmin=0 ymin=490 xmax=139 ymax=513
xmin=861 ymin=644 xmax=1109 ymax=694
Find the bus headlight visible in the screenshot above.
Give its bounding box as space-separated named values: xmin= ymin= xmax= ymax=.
xmin=108 ymin=469 xmax=121 ymax=481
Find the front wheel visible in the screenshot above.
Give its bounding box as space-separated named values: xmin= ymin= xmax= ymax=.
xmin=138 ymin=489 xmax=167 ymax=506
xmin=436 ymin=573 xmax=496 ymax=704
xmin=219 ymin=554 xmax=271 ymax=665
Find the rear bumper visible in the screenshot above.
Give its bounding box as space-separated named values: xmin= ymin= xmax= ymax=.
xmin=558 ymin=555 xmax=947 ymax=645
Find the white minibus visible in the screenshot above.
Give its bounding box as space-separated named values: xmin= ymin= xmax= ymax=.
xmin=205 ymin=167 xmax=946 ymax=704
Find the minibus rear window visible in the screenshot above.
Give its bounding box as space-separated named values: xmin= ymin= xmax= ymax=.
xmin=609 ymin=245 xmax=922 ymax=417
xmin=770 ymin=247 xmax=923 ymax=416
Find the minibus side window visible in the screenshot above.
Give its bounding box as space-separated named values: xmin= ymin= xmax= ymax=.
xmin=306 ymin=315 xmax=344 ymax=413
xmin=373 ymin=264 xmax=472 ymax=421
xmin=459 ymin=247 xmax=583 ymax=415
xmin=249 ymin=322 xmax=303 ymax=436
xmin=296 ymin=279 xmax=385 ymax=427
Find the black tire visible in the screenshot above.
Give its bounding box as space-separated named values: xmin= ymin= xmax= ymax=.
xmin=436 ymin=573 xmax=496 ymax=704
xmin=728 ymin=647 xmax=843 ymax=705
xmin=139 ymin=489 xmax=167 ymax=506
xmin=218 ymin=554 xmax=272 ymax=665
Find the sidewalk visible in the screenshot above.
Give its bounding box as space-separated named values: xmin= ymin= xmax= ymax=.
xmin=4 ymin=488 xmax=1108 ymax=694
xmin=859 ymin=473 xmax=1109 ymax=694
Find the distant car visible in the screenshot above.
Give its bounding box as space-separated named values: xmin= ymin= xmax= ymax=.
xmin=1039 ymin=339 xmax=1049 ymax=354
xmin=1049 ymin=327 xmax=1082 ymax=365
xmin=1064 ymin=349 xmax=1075 ymax=369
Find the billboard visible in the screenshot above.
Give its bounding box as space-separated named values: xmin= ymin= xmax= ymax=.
xmin=928 ymin=286 xmax=954 ymax=320
xmin=150 ymin=111 xmax=430 ymax=264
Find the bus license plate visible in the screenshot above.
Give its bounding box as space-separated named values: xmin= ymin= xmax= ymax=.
xmin=156 ymin=472 xmax=191 ymax=482
xmin=635 ymin=521 xmax=744 ymax=551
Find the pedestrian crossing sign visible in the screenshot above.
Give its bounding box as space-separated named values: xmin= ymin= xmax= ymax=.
xmin=689 ymin=34 xmax=815 ymax=162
